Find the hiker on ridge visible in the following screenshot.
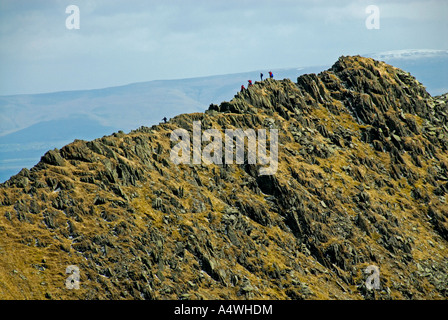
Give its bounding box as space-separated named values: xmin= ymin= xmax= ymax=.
xmin=241 ymin=85 xmax=245 ymax=92
xmin=248 ymin=80 xmax=253 ymax=87
xmin=260 ymin=73 xmax=263 ymax=81
xmin=269 ymin=71 xmax=273 ymax=79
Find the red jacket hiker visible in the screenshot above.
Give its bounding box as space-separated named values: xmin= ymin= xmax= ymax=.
xmin=269 ymin=71 xmax=273 ymax=78
xmin=248 ymin=80 xmax=253 ymax=86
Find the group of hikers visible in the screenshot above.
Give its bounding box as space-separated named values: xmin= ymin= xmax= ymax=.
xmin=241 ymin=71 xmax=274 ymax=91
xmin=162 ymin=71 xmax=275 ymax=124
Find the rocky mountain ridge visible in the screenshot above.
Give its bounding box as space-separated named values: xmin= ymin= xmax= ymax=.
xmin=0 ymin=56 xmax=447 ymax=300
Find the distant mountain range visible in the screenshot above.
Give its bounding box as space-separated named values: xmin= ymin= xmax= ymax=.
xmin=0 ymin=49 xmax=447 ymax=182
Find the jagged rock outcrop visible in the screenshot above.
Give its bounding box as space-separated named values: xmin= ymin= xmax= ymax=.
xmin=0 ymin=56 xmax=447 ymax=300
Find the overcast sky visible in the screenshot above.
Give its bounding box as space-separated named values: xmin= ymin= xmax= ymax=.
xmin=0 ymin=0 xmax=447 ymax=95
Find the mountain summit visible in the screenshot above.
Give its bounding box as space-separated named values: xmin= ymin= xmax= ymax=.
xmin=1 ymin=56 xmax=447 ymax=300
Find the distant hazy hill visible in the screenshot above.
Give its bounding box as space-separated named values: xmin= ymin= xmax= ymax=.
xmin=0 ymin=49 xmax=447 ymax=182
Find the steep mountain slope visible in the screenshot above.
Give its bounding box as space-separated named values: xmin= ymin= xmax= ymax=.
xmin=0 ymin=56 xmax=447 ymax=300
xmin=3 ymin=49 xmax=447 ymax=184
xmin=0 ymin=66 xmax=326 ymax=183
